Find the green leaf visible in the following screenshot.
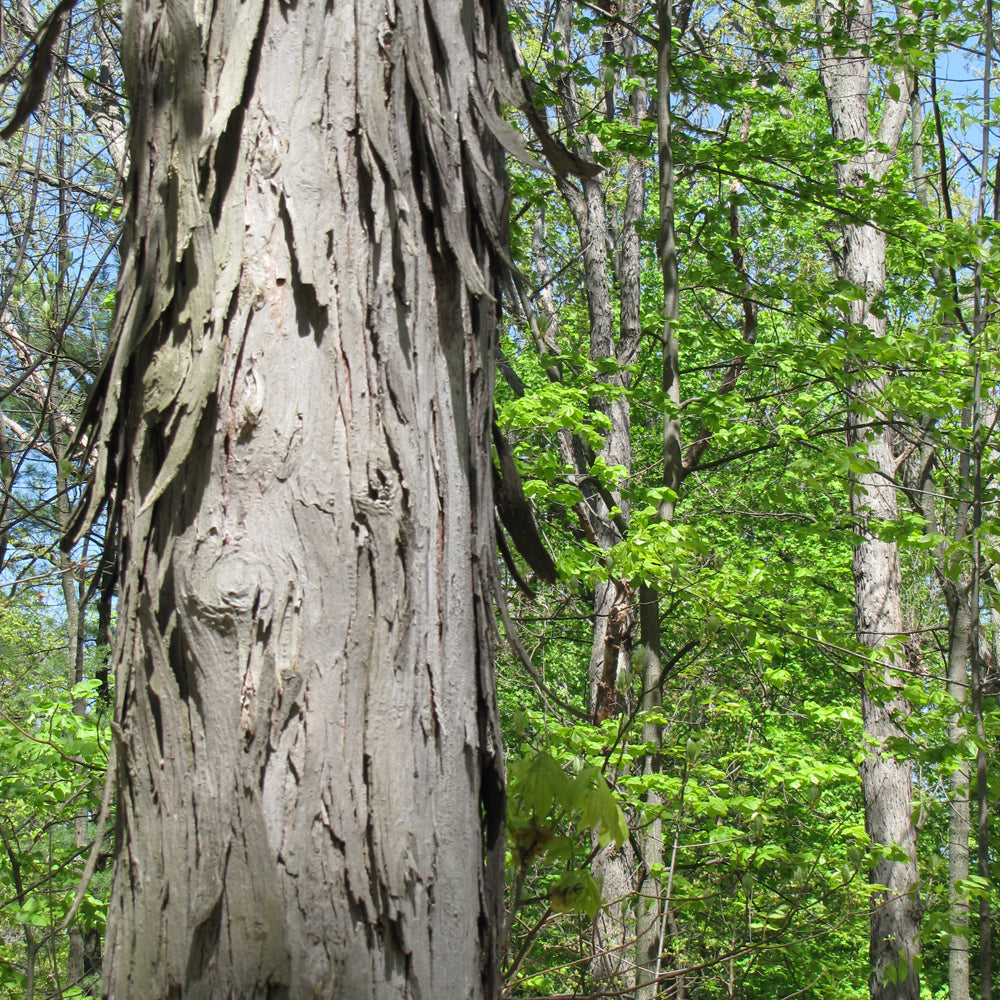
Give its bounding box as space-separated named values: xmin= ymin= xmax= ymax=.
xmin=549 ymin=871 xmax=601 ymax=918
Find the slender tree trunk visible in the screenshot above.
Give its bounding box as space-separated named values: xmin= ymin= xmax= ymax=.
xmin=544 ymin=1 xmax=646 ymax=985
xmin=914 ymin=61 xmax=982 ymax=1000
xmin=945 ymin=584 xmax=972 ymax=1000
xmin=816 ymin=3 xmax=921 ymax=998
xmin=973 ymin=6 xmax=993 ymax=993
xmin=973 ymin=630 xmax=990 ymax=1000
xmin=636 ymin=583 xmax=663 ymax=1000
xmin=80 ymin=0 xmax=524 ymax=993
xmin=0 ymin=414 xmax=12 ymax=571
xmin=550 ymin=0 xmax=639 ymax=733
xmin=525 ymin=187 xmax=639 ymax=985
xmin=976 ymin=741 xmax=990 ymax=1000
xmin=942 ymin=223 xmax=976 ymax=1000
xmin=973 ymin=617 xmax=990 ymax=1000
xmin=943 ymin=384 xmax=975 ymax=1000
xmin=52 ymin=39 xmax=97 ymax=986
xmin=636 ymin=1 xmax=682 ymax=994
xmin=55 ymin=420 xmax=93 ymax=992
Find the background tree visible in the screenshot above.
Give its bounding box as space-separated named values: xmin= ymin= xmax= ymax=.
xmin=815 ymin=2 xmax=921 ymax=995
xmin=0 ymin=1 xmax=121 ymax=994
xmin=498 ymin=1 xmax=1000 ymax=999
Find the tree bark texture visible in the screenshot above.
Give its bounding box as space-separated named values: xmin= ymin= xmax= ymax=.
xmin=816 ymin=3 xmax=920 ymax=999
xmin=79 ymin=0 xmax=524 ymax=994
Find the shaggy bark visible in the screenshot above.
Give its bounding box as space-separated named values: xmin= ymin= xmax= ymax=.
xmin=816 ymin=3 xmax=920 ymax=998
xmin=71 ymin=0 xmax=538 ymax=993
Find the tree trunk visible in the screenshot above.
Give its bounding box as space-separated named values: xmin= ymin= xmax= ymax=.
xmin=914 ymin=64 xmax=980 ymax=1000
xmin=83 ymin=0 xmax=521 ymax=993
xmin=636 ymin=0 xmax=682 ymax=994
xmin=588 ymin=94 xmax=645 ymax=980
xmin=816 ymin=3 xmax=921 ymax=998
xmin=846 ymin=247 xmax=921 ymax=1000
xmin=972 ymin=8 xmax=992 ymax=992
xmin=542 ymin=1 xmax=645 ymax=985
xmin=974 ymin=655 xmax=991 ymax=1000
xmin=946 ymin=585 xmax=972 ymax=1000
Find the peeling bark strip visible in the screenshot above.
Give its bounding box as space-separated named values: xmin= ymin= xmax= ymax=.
xmin=75 ymin=0 xmax=533 ymax=994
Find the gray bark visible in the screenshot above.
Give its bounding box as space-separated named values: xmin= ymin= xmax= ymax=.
xmin=816 ymin=4 xmax=921 ymax=999
xmin=75 ymin=0 xmax=527 ymax=994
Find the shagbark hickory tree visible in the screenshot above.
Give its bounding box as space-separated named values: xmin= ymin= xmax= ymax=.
xmin=66 ymin=0 xmax=566 ymax=993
